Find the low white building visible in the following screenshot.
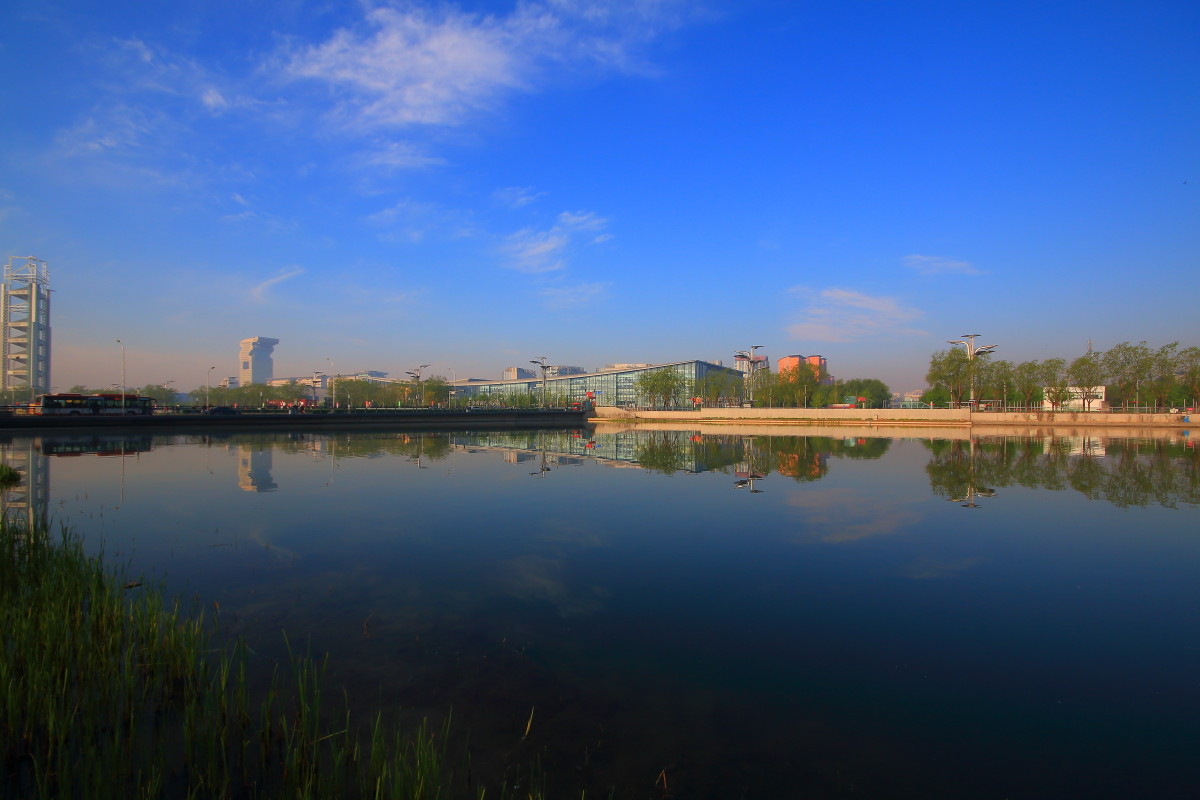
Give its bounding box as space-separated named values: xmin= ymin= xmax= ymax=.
xmin=1042 ymin=386 xmax=1107 ymax=411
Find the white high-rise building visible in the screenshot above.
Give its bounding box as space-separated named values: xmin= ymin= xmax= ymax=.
xmin=238 ymin=337 xmax=279 ymax=386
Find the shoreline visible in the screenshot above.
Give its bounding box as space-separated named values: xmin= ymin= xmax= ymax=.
xmin=589 ymin=406 xmax=1194 ymax=429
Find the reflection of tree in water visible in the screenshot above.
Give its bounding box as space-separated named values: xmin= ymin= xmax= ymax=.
xmin=751 ymin=436 xmax=890 ymax=483
xmin=633 ymin=432 xmax=692 ymax=474
xmin=924 ymin=436 xmax=1200 ymax=509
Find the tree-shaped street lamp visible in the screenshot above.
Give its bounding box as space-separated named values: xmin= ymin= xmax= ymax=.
xmin=947 ymin=334 xmax=997 ymax=408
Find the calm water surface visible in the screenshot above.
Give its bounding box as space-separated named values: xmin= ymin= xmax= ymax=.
xmin=4 ymin=425 xmax=1199 ymax=798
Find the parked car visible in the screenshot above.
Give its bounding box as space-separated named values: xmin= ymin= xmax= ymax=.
xmin=204 ymin=406 xmax=241 ymax=416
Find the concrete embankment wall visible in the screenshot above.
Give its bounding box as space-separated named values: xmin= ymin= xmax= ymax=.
xmin=590 ymin=406 xmax=1194 ymax=428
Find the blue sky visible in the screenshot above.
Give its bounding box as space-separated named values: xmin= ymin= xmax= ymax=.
xmin=1 ymin=0 xmax=1196 ymax=393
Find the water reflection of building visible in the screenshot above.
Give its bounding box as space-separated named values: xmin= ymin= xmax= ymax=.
xmin=236 ymin=445 xmax=277 ymax=492
xmin=0 ymin=437 xmax=49 ymax=529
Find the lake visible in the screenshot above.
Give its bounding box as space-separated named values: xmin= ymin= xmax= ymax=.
xmin=3 ymin=424 xmax=1198 ymax=798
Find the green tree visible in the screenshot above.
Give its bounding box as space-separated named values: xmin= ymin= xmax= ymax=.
xmin=926 ymin=349 xmax=972 ymax=407
xmin=1041 ymin=358 xmax=1072 ymax=409
xmin=1102 ymin=341 xmax=1152 ymax=409
xmin=634 ymin=368 xmax=690 ymax=408
xmin=1146 ymin=342 xmax=1180 ymax=410
xmin=920 ymin=386 xmax=950 ymax=407
xmin=841 ymin=378 xmax=891 ymax=408
xmin=1011 ymin=361 xmax=1045 ymax=409
xmin=1178 ymin=346 xmax=1200 ymax=408
xmin=1066 ymin=351 xmax=1106 ymax=411
xmin=975 ymin=359 xmax=1014 ymax=407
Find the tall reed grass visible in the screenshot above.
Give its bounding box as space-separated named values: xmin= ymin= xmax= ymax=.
xmin=1 ymin=517 xmax=551 ymax=799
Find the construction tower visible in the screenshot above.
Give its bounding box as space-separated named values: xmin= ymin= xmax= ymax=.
xmin=2 ymin=256 xmax=51 ymax=401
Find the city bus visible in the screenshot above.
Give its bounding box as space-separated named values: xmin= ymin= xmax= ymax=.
xmin=30 ymin=393 xmax=156 ymax=416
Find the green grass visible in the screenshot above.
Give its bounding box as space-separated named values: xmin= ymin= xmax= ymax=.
xmin=1 ymin=517 xmax=552 ymax=799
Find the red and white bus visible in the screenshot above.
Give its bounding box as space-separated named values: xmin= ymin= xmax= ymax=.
xmin=30 ymin=393 xmax=156 ymax=416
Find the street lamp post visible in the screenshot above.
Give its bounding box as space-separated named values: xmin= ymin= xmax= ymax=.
xmin=115 ymin=339 xmax=126 ymax=413
xmin=326 ymin=357 xmax=336 ymax=410
xmin=734 ymin=345 xmax=764 ymax=405
xmin=947 ymin=334 xmax=997 ymax=409
xmin=530 ymin=357 xmax=550 ymax=408
xmin=448 ymin=367 xmax=456 ymax=408
xmin=405 ymin=364 xmax=430 ymax=407
xmin=206 ymin=366 xmax=216 ymax=409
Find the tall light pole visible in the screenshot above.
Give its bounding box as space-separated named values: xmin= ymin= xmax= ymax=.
xmin=448 ymin=367 xmax=456 ymax=408
xmin=734 ymin=345 xmax=764 ymax=405
xmin=947 ymin=334 xmax=997 ymax=409
xmin=406 ymin=364 xmax=430 ymax=407
xmin=530 ymin=356 xmax=550 ymax=408
xmin=115 ymin=339 xmax=126 ymax=413
xmin=206 ymin=366 xmax=215 ymax=409
xmin=326 ymin=357 xmax=336 ymax=409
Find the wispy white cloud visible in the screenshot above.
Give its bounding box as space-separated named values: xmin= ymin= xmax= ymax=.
xmin=502 ymin=210 xmax=609 ymax=272
xmin=903 ymin=254 xmax=983 ymax=276
xmin=493 ymin=186 xmax=545 ymax=209
xmin=786 ymin=286 xmax=924 ymax=342
xmin=540 ymin=281 xmax=611 ymax=309
xmin=367 ymin=198 xmax=477 ymax=242
xmin=250 ymin=267 xmax=305 ymax=301
xmin=361 ymin=140 xmax=446 ymax=171
xmin=280 ymin=1 xmax=702 ymax=132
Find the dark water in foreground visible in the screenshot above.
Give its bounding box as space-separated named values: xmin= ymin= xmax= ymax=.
xmin=4 ymin=426 xmax=1199 ymax=798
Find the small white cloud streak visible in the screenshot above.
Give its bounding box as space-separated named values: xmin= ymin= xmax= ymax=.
xmin=502 ymin=210 xmax=609 ymax=273
xmin=363 ymin=140 xmax=446 ymax=170
xmin=250 ymin=267 xmax=305 ymax=301
xmin=787 ymin=286 xmax=924 ymax=342
xmin=493 ymin=186 xmax=544 ymax=209
xmin=540 ymin=281 xmax=611 ymax=309
xmin=903 ymin=254 xmax=983 ymax=276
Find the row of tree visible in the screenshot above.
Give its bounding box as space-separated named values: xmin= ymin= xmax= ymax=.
xmin=635 ymin=364 xmax=892 ymax=409
xmin=53 ymin=377 xmax=457 ymax=409
xmin=924 ymin=341 xmax=1200 ymax=410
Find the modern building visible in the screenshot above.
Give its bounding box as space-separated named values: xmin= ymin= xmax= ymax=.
xmin=238 ymin=337 xmax=279 ymax=386
xmin=733 ymin=353 xmax=770 ymax=374
xmin=2 ymin=256 xmax=51 ymax=399
xmin=777 ymin=354 xmax=828 ymax=381
xmin=452 ymin=360 xmax=744 ymax=407
xmin=601 ymin=363 xmax=653 ymax=371
xmin=503 ymin=366 xmax=537 ymax=380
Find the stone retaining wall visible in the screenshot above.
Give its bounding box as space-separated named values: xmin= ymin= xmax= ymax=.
xmin=591 ymin=406 xmax=1193 ymax=427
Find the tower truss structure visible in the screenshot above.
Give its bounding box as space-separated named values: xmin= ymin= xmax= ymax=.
xmin=2 ymin=256 xmax=51 ymax=401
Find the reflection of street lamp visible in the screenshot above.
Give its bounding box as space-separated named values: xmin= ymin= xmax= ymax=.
xmin=734 ymin=474 xmax=765 ymax=493
xmin=948 ymin=484 xmax=996 ymax=508
xmin=530 ymin=356 xmax=550 ymax=408
xmin=206 ymin=366 xmax=216 ymax=409
xmin=115 ymin=339 xmax=126 ymax=413
xmin=947 ymin=334 xmax=997 ymax=408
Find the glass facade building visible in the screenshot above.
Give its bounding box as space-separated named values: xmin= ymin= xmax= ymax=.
xmin=452 ymin=360 xmax=744 ymax=407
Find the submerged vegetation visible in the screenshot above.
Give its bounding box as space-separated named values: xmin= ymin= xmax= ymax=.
xmin=0 ymin=517 xmax=551 ymax=799
xmin=0 ymin=464 xmax=19 ymax=486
